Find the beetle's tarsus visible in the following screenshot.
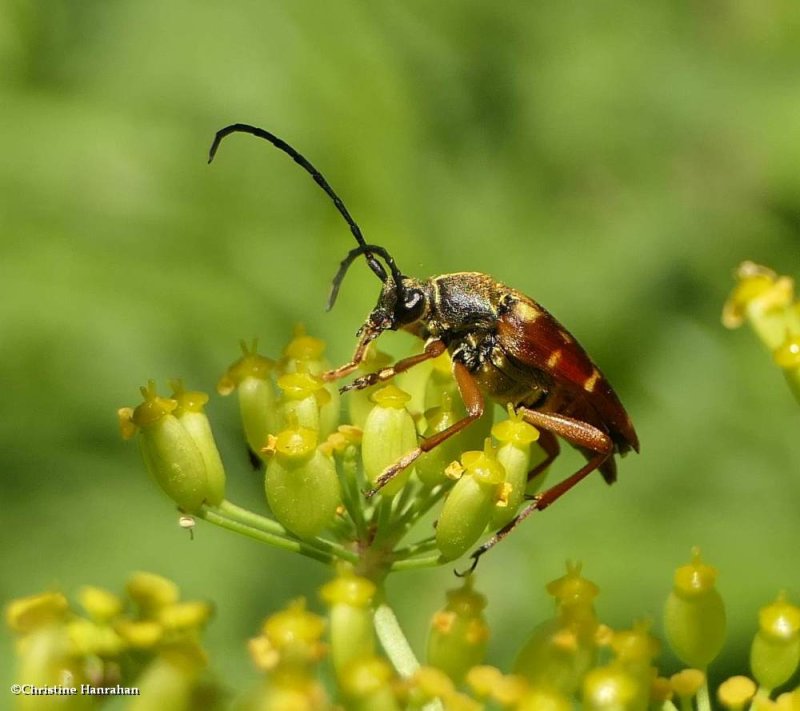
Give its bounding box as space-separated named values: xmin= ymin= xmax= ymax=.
xmin=454 ymin=551 xmax=481 ymax=577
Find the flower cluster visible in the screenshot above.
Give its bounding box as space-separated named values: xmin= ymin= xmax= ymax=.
xmin=723 ymin=262 xmax=800 ymax=403
xmin=7 ymin=555 xmax=800 ymax=710
xmin=7 ymin=265 xmax=792 ymax=709
xmin=116 ymin=326 xmax=551 ymax=578
xmin=6 ymin=572 xmax=216 ymax=710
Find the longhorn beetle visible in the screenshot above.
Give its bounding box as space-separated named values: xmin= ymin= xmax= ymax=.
xmin=209 ymin=123 xmax=640 ymax=571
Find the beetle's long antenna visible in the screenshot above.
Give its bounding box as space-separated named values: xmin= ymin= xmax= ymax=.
xmin=209 ymin=123 xmax=388 ymax=284
xmin=327 ymin=244 xmax=403 ymax=311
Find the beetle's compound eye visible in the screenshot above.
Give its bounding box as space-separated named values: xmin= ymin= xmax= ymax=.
xmin=399 ymin=288 xmax=425 ymax=323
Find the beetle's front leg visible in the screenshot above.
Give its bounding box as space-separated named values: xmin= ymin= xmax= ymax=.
xmin=321 ymin=326 xmax=380 ymax=382
xmin=341 ymin=339 xmax=446 ymax=393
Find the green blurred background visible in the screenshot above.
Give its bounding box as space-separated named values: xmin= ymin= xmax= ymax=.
xmin=2 ymin=0 xmax=800 ymax=697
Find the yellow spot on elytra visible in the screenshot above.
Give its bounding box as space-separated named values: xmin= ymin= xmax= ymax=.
xmin=516 ymin=302 xmax=541 ymax=322
xmin=584 ymin=369 xmax=601 ymax=393
xmin=547 ymin=349 xmax=563 ymax=369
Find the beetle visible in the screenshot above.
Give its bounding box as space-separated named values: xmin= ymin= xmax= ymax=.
xmin=209 ymin=123 xmax=640 ymax=569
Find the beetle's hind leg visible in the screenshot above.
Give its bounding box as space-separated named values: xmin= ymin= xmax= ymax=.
xmin=459 ymin=409 xmax=613 ymax=574
xmin=527 ymin=429 xmax=559 ymax=483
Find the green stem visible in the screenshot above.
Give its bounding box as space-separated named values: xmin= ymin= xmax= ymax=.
xmin=697 ymin=677 xmax=711 ymax=711
xmin=199 ymin=502 xmax=355 ymax=565
xmin=198 ymin=507 xmax=334 ymax=564
xmin=217 ymin=499 xmax=285 ymax=534
xmin=662 ymin=701 xmax=680 ymax=711
xmin=393 ymin=480 xmax=417 ymax=521
xmin=390 ymin=553 xmax=444 ymax=572
xmin=371 ymin=497 xmax=395 ymax=546
xmin=340 ymin=447 xmax=368 ymax=540
xmin=392 ymin=536 xmax=438 ymax=559
xmin=373 ymin=599 xmax=444 ymax=711
xmin=215 ymin=500 xmax=358 ymax=563
xmin=373 ymin=601 xmax=420 ymax=678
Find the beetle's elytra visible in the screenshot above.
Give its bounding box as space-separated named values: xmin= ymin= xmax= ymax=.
xmin=209 ymin=123 xmax=639 ymax=570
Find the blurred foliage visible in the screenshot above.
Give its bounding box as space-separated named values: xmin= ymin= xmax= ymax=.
xmin=2 ymin=0 xmax=800 ymax=699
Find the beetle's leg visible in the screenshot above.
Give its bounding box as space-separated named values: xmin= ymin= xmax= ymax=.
xmin=459 ymin=410 xmax=612 ymax=574
xmin=341 ymin=339 xmax=446 ymax=393
xmin=527 ymin=429 xmax=559 ymax=482
xmin=365 ymin=360 xmax=484 ymax=498
xmin=322 ymin=326 xmax=380 ymax=382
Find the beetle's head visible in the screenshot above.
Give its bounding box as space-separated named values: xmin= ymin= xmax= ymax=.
xmin=368 ymin=275 xmax=429 ymax=333
xmin=328 ymin=243 xmax=429 ymax=337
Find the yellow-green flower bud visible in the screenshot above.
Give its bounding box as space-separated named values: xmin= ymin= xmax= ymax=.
xmin=490 ymin=407 xmax=540 ymax=529
xmin=436 ymin=441 xmax=508 ymax=562
xmin=126 ymin=571 xmax=180 ymax=615
xmin=14 ymin=626 xmax=88 ymax=707
xmin=265 ymin=426 xmax=341 ymax=538
xmin=670 ymin=668 xmax=705 ymax=701
xmin=347 ymin=345 xmax=393 ymax=429
xmin=608 ymin=622 xmax=660 ymax=711
xmin=276 ymin=369 xmax=332 ymax=435
xmin=259 ymin=599 xmax=326 ymax=669
xmin=426 ymin=576 xmax=490 ymax=683
xmin=410 ymin=665 xmax=454 ymax=703
xmin=514 ymin=619 xmax=596 ymax=696
xmin=664 ymin=548 xmax=726 ymax=668
xmin=775 ymin=690 xmax=800 ymax=711
xmin=611 ymin=621 xmax=660 ymax=669
xmin=128 ymin=643 xmax=207 ymax=711
xmin=77 ymin=586 xmax=123 ymax=624
xmin=516 ymin=688 xmax=572 ymax=711
xmin=158 ymin=600 xmax=214 ymax=633
xmin=515 ymin=562 xmax=599 ymax=696
xmin=416 ymin=393 xmax=466 ymax=487
xmin=546 ymin=561 xmax=600 ymax=610
xmin=423 ymin=351 xmax=493 ymax=452
xmin=362 ymin=385 xmax=418 ymax=497
xmin=750 ymin=592 xmax=800 ymax=691
xmin=582 ymin=663 xmax=641 ymax=711
xmin=774 ymin=334 xmax=800 ymax=405
xmin=66 ymin=617 xmax=125 ymax=657
xmin=281 ymin=325 xmax=328 ymax=371
xmin=114 ymin=619 xmax=163 ymax=649
xmin=120 ymin=382 xmax=210 ymax=513
xmin=340 ymin=657 xmax=401 ymax=711
xmin=6 ymin=592 xmax=69 ymax=634
xmin=238 ymin=679 xmax=331 ymax=711
xmin=320 ymin=570 xmax=377 ymax=681
xmin=424 ymin=351 xmax=460 ymax=411
xmin=218 ymin=340 xmax=278 ymax=460
xmin=722 ymin=262 xmax=795 ymax=350
xmin=281 ymin=325 xmax=340 ymax=437
xmin=718 ymin=676 xmax=757 ymax=711
xmin=466 ymin=666 xmax=529 ymax=707
xmin=650 ymin=676 xmax=673 ymax=706
xmin=170 ymin=381 xmax=226 ymax=505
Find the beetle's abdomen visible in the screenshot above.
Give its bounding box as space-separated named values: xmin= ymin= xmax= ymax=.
xmin=497 ymin=292 xmax=639 ymax=456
